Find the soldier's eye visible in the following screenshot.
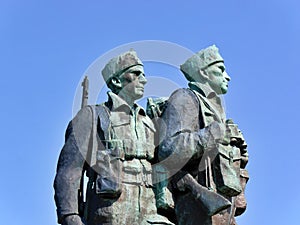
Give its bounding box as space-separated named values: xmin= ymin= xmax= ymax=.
xmin=219 ymin=66 xmax=225 ymax=73
xmin=132 ymin=71 xmax=143 ymax=76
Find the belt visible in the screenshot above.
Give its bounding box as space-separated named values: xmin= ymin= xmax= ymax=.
xmin=102 ymin=139 xmax=155 ymax=160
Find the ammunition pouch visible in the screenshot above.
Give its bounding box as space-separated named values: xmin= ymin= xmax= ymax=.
xmin=94 ymin=134 xmax=154 ymax=197
xmin=94 ymin=148 xmax=153 ymax=198
xmin=235 ymin=168 xmax=249 ymax=216
xmin=94 ymin=148 xmax=122 ymax=198
xmin=213 ymin=144 xmax=242 ymax=196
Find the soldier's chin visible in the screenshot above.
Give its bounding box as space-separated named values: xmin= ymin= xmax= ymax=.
xmin=134 ymin=92 xmax=144 ymax=100
xmin=221 ymin=87 xmax=228 ymax=94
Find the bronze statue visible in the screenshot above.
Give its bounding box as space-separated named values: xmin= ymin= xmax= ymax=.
xmin=54 ymin=50 xmax=173 ymax=225
xmin=156 ymin=45 xmax=249 ymax=225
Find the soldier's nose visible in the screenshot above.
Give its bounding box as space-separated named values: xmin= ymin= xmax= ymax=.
xmin=224 ymin=71 xmax=231 ymax=81
xmin=139 ymin=75 xmax=147 ymax=84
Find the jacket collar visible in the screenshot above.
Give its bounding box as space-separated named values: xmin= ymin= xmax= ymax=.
xmin=188 ymin=82 xmax=225 ymax=120
xmin=107 ymin=91 xmax=146 ymax=116
xmin=188 ymin=82 xmax=217 ymax=99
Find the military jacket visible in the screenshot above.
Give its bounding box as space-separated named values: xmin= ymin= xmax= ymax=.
xmin=158 ymin=82 xmax=225 ymax=171
xmin=158 ymin=82 xmax=241 ymax=188
xmin=54 ymin=92 xmax=156 ymax=223
xmin=158 ymin=82 xmax=247 ymax=225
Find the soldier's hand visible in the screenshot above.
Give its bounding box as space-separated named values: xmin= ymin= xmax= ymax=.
xmin=62 ymin=215 xmax=85 ymax=225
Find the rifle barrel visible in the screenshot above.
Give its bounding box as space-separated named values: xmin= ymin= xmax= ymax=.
xmin=81 ymin=76 xmax=89 ymax=108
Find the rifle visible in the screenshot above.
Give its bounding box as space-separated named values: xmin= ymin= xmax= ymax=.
xmin=78 ymin=76 xmax=90 ymax=220
xmin=81 ymin=76 xmax=89 ymax=109
xmin=173 ymin=171 xmax=231 ymax=216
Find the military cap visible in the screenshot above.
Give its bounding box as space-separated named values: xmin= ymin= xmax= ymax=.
xmin=180 ymin=45 xmax=224 ymax=76
xmin=101 ymin=50 xmax=143 ymax=83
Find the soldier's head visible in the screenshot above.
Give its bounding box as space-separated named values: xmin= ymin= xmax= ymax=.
xmin=180 ymin=45 xmax=231 ymax=95
xmin=102 ymin=50 xmax=147 ymax=102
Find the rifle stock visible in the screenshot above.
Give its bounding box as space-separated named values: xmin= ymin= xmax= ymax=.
xmin=175 ymin=172 xmax=231 ymax=216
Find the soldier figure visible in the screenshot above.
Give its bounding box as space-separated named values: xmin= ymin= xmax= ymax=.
xmin=54 ymin=50 xmax=173 ymax=225
xmin=157 ymin=45 xmax=249 ymax=225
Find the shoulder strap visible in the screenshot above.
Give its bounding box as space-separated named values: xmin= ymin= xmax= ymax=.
xmin=97 ymin=103 xmax=111 ymax=141
xmin=85 ymin=105 xmax=96 ymax=167
xmin=86 ymin=104 xmax=111 ymax=167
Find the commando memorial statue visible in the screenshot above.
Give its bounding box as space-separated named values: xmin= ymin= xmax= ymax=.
xmin=54 ymin=45 xmax=249 ymax=225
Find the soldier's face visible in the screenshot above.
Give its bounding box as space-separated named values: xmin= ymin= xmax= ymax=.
xmin=119 ymin=65 xmax=147 ymax=101
xmin=204 ymin=62 xmax=231 ymax=94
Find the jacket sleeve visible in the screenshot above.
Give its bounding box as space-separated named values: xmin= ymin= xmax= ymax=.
xmin=53 ymin=106 xmax=93 ymax=223
xmin=158 ymin=88 xmax=205 ymax=171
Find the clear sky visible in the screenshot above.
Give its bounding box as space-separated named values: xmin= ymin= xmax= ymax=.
xmin=1 ymin=1 xmax=299 ymax=225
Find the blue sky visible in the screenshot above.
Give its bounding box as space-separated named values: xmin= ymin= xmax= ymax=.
xmin=1 ymin=1 xmax=299 ymax=225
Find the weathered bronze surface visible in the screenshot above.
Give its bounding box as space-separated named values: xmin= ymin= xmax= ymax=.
xmin=156 ymin=45 xmax=249 ymax=225
xmin=54 ymin=50 xmax=173 ymax=225
xmin=54 ymin=46 xmax=249 ymax=225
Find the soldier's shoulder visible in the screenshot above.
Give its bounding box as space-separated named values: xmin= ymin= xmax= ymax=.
xmin=92 ymin=102 xmax=111 ymax=114
xmin=73 ymin=105 xmax=94 ymax=118
xmin=73 ymin=104 xmax=109 ymax=122
xmin=169 ymin=88 xmax=198 ymax=104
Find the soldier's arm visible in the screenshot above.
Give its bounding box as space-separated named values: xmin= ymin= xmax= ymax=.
xmin=158 ymin=89 xmax=206 ymax=168
xmin=54 ymin=106 xmax=93 ymax=224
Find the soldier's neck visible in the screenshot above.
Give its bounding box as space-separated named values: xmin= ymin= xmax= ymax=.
xmin=117 ymin=93 xmax=135 ymax=108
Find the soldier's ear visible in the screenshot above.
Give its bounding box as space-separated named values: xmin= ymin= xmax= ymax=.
xmin=199 ymin=68 xmax=209 ymax=81
xmin=111 ymin=77 xmax=122 ymax=89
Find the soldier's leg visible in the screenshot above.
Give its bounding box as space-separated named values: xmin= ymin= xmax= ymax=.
xmin=87 ymin=184 xmax=140 ymax=225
